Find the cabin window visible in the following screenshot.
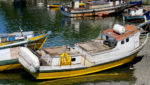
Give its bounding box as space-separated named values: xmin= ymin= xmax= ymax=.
xmin=121 ymin=40 xmax=124 ymax=44
xmin=126 ymin=38 xmax=129 ymax=42
xmin=71 ymin=58 xmax=76 ymax=61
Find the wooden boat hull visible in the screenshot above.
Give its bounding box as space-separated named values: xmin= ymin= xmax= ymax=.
xmin=49 ymin=5 xmax=61 ymax=8
xmin=30 ymin=52 xmax=138 ymax=79
xmin=61 ymin=9 xmax=116 ymax=17
xmin=0 ymin=64 xmax=22 ymax=71
xmin=28 ymin=34 xmax=48 ymax=50
xmin=123 ymin=15 xmax=144 ymax=21
xmin=0 ymin=59 xmax=21 ymax=71
xmin=61 ymin=3 xmax=139 ymax=17
xmin=0 ymin=34 xmax=48 ymax=50
xmin=19 ymin=29 xmax=148 ymax=80
xmin=0 ymin=34 xmax=48 ymax=71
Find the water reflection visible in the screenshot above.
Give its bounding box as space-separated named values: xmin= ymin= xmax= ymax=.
xmin=62 ymin=16 xmax=124 ymax=31
xmin=0 ymin=68 xmax=134 ymax=85
xmin=39 ymin=66 xmax=135 ymax=85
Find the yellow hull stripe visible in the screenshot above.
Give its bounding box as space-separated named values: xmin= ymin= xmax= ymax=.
xmin=40 ymin=71 xmax=132 ymax=85
xmin=50 ymin=5 xmax=61 ymax=8
xmin=0 ymin=64 xmax=21 ymax=71
xmin=32 ymin=52 xmax=138 ymax=79
xmin=0 ymin=43 xmax=8 ymax=46
xmin=30 ymin=34 xmax=47 ymax=41
xmin=38 ymin=37 xmax=47 ymax=50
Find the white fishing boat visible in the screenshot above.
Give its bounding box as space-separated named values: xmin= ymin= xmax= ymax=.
xmin=123 ymin=6 xmax=145 ymax=21
xmin=19 ymin=24 xmax=148 ymax=79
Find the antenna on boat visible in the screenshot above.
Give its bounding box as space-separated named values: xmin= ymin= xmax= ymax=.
xmin=19 ymin=26 xmax=24 ymax=37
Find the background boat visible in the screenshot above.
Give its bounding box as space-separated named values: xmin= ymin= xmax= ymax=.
xmin=0 ymin=31 xmax=51 ymax=50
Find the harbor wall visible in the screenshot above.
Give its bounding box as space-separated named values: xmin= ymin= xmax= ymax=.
xmin=130 ymin=0 xmax=150 ymax=5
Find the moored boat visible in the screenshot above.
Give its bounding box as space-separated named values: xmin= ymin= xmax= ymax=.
xmin=47 ymin=4 xmax=62 ymax=8
xmin=129 ymin=1 xmax=142 ymax=5
xmin=61 ymin=0 xmax=139 ymax=17
xmin=123 ymin=6 xmax=145 ymax=21
xmin=0 ymin=47 xmax=21 ymax=71
xmin=0 ymin=31 xmax=50 ymax=50
xmin=0 ymin=31 xmax=50 ymax=71
xmin=19 ymin=24 xmax=148 ymax=79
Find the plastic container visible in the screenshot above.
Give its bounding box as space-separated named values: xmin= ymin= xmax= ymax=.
xmin=113 ymin=24 xmax=126 ymax=34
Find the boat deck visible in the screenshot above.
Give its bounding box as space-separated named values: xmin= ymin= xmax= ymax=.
xmin=43 ymin=39 xmax=111 ymax=57
xmin=43 ymin=46 xmax=80 ymax=57
xmin=76 ymin=39 xmax=111 ymax=54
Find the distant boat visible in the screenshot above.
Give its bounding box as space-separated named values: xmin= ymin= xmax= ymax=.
xmin=19 ymin=24 xmax=148 ymax=79
xmin=0 ymin=31 xmax=50 ymax=71
xmin=129 ymin=1 xmax=142 ymax=5
xmin=123 ymin=7 xmax=145 ymax=21
xmin=61 ymin=0 xmax=140 ymax=17
xmin=0 ymin=31 xmax=50 ymax=50
xmin=47 ymin=3 xmax=62 ymax=8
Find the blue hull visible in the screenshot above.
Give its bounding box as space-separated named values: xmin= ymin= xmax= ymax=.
xmin=124 ymin=15 xmax=144 ymax=20
xmin=144 ymin=11 xmax=150 ymax=21
xmin=129 ymin=1 xmax=142 ymax=5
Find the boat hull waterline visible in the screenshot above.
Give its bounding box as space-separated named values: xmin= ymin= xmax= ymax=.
xmin=30 ymin=52 xmax=138 ymax=79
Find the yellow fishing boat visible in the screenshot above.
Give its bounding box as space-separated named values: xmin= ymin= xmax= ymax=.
xmin=47 ymin=4 xmax=62 ymax=8
xmin=19 ymin=24 xmax=148 ymax=79
xmin=0 ymin=31 xmax=50 ymax=71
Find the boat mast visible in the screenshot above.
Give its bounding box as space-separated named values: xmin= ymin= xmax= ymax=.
xmin=19 ymin=26 xmax=24 ymax=37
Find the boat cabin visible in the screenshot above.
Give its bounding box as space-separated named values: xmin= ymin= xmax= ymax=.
xmin=102 ymin=24 xmax=141 ymax=50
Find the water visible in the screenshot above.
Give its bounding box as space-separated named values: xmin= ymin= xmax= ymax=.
xmin=0 ymin=0 xmax=149 ymax=85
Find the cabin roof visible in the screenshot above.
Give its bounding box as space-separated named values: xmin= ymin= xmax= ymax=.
xmin=103 ymin=24 xmax=140 ymax=41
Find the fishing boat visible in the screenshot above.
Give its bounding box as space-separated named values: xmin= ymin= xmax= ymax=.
xmin=0 ymin=31 xmax=50 ymax=71
xmin=123 ymin=6 xmax=145 ymax=21
xmin=0 ymin=31 xmax=50 ymax=50
xmin=129 ymin=1 xmax=142 ymax=5
xmin=138 ymin=11 xmax=150 ymax=31
xmin=61 ymin=0 xmax=138 ymax=17
xmin=47 ymin=4 xmax=62 ymax=8
xmin=0 ymin=47 xmax=21 ymax=71
xmin=47 ymin=3 xmax=85 ymax=8
xmin=19 ymin=24 xmax=148 ymax=79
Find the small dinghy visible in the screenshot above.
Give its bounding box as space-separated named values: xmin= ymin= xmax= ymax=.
xmin=19 ymin=24 xmax=148 ymax=79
